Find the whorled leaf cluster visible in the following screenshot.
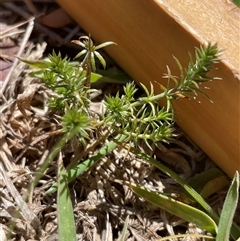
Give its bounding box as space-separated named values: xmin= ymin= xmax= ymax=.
xmin=20 ymin=37 xmax=221 ymax=148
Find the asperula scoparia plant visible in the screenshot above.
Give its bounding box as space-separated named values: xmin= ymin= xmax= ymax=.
xmin=17 ymin=37 xmax=240 ymax=241
xmin=18 ymin=37 xmax=220 ymax=149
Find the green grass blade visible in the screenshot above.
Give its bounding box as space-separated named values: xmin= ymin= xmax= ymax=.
xmin=119 ymin=215 xmax=129 ymax=241
xmin=124 ymin=145 xmax=218 ymax=217
xmin=46 ymin=135 xmax=126 ymax=194
xmin=129 ymin=182 xmax=217 ymax=234
xmin=46 ymin=141 xmax=117 ymax=194
xmin=128 ymin=147 xmax=240 ymax=239
xmin=17 ymin=56 xmax=50 ymax=69
xmin=57 ymin=158 xmax=77 ymax=241
xmin=33 ymin=132 xmax=74 ymax=190
xmin=216 ymin=171 xmax=240 ymax=241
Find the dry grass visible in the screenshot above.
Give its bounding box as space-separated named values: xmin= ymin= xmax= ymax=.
xmin=0 ymin=1 xmax=239 ymax=241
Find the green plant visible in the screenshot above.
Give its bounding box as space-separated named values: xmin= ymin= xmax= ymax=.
xmin=124 ymin=146 xmax=240 ymax=240
xmin=232 ymin=0 xmax=240 ymax=8
xmin=19 ymin=36 xmax=240 ymax=240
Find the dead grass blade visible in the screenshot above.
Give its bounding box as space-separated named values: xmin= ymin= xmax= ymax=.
xmin=0 ymin=162 xmax=41 ymax=235
xmin=0 ymin=19 xmax=34 ymax=101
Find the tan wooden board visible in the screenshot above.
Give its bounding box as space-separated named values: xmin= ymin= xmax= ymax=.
xmin=56 ymin=0 xmax=240 ymax=177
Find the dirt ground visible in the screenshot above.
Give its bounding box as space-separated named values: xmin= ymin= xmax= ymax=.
xmin=0 ymin=1 xmax=239 ymax=241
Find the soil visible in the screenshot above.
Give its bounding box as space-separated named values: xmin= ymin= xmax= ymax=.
xmin=0 ymin=1 xmax=239 ymax=241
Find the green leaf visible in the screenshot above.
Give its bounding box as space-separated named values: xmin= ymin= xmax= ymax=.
xmin=182 ymin=168 xmax=229 ymax=201
xmin=73 ymin=49 xmax=87 ymax=60
xmin=17 ymin=56 xmax=50 ymax=69
xmin=200 ymin=175 xmax=229 ymax=199
xmin=90 ymin=72 xmax=129 ymax=84
xmin=187 ymin=168 xmax=226 ymax=191
xmin=57 ymin=159 xmax=77 ymax=241
xmin=28 ymin=70 xmax=45 ymax=78
xmin=90 ymin=52 xmax=96 ymax=72
xmin=95 ymin=69 xmax=131 ymax=84
xmin=129 ymin=182 xmax=217 ymax=234
xmin=95 ymin=41 xmax=116 ymax=50
xmin=46 ymin=135 xmax=126 ymax=194
xmin=94 ymin=51 xmax=106 ymax=69
xmin=125 ymin=146 xmax=218 ymax=218
xmin=216 ymin=171 xmax=240 ymax=241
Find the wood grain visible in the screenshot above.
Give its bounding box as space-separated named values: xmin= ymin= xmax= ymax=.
xmin=56 ymin=0 xmax=240 ymax=177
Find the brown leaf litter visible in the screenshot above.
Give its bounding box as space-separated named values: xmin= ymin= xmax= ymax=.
xmin=0 ymin=1 xmax=240 ymax=241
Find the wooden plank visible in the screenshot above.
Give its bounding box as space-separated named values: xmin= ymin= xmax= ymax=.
xmin=56 ymin=0 xmax=240 ymax=177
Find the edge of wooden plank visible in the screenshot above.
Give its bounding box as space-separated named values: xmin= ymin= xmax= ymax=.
xmin=56 ymin=0 xmax=240 ymax=177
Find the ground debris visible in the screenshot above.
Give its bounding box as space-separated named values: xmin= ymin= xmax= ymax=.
xmin=0 ymin=1 xmax=239 ymax=241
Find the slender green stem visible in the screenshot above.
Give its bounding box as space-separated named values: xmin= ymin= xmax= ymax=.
xmin=46 ymin=134 xmax=127 ymax=194
xmin=126 ymin=92 xmax=166 ymax=109
xmin=32 ymin=132 xmax=74 ymax=189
